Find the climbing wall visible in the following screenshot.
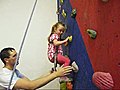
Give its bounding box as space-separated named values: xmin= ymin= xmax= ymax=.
xmin=57 ymin=0 xmax=97 ymax=89
xmin=57 ymin=0 xmax=120 ymax=89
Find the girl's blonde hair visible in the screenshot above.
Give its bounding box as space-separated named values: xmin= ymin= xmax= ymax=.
xmin=48 ymin=22 xmax=65 ymax=42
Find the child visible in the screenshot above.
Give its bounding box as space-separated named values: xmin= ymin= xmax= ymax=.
xmin=47 ymin=22 xmax=79 ymax=89
xmin=47 ymin=22 xmax=70 ymax=67
xmin=47 ymin=22 xmax=78 ymax=72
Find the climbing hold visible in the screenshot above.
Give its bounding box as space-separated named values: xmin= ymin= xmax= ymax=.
xmin=92 ymin=72 xmax=114 ymax=89
xmin=60 ymin=81 xmax=67 ymax=90
xmin=64 ymin=36 xmax=72 ymax=46
xmin=101 ymin=0 xmax=109 ymax=2
xmin=56 ymin=6 xmax=61 ymax=15
xmin=71 ymin=9 xmax=77 ymax=18
xmin=66 ymin=81 xmax=73 ymax=90
xmin=62 ymin=9 xmax=67 ymax=18
xmin=59 ymin=76 xmax=73 ymax=90
xmin=68 ymin=35 xmax=72 ymax=42
xmin=87 ymin=29 xmax=97 ymax=39
xmin=56 ymin=9 xmax=60 ymax=15
xmin=60 ymin=0 xmax=64 ymax=5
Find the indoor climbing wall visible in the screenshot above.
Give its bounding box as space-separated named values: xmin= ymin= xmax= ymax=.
xmin=57 ymin=0 xmax=120 ymax=89
xmin=57 ymin=0 xmax=97 ymax=89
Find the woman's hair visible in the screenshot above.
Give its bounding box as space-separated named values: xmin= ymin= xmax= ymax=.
xmin=48 ymin=22 xmax=65 ymax=42
xmin=0 ymin=47 xmax=15 ymax=65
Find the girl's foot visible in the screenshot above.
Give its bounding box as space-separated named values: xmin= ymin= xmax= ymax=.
xmin=71 ymin=61 xmax=79 ymax=72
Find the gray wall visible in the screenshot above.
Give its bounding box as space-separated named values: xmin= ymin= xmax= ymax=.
xmin=0 ymin=0 xmax=59 ymax=89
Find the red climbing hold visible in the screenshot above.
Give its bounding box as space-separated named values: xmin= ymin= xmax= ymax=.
xmin=92 ymin=72 xmax=114 ymax=89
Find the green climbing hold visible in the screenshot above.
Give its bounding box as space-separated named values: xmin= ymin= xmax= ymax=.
xmin=71 ymin=9 xmax=77 ymax=18
xmin=87 ymin=29 xmax=97 ymax=39
xmin=60 ymin=81 xmax=67 ymax=90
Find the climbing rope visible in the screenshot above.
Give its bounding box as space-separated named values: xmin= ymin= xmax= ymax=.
xmin=7 ymin=0 xmax=38 ymax=90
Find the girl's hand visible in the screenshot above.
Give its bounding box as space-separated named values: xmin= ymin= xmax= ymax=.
xmin=64 ymin=37 xmax=69 ymax=42
xmin=64 ymin=37 xmax=69 ymax=46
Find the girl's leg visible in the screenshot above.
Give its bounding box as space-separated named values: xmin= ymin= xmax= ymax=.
xmin=57 ymin=53 xmax=70 ymax=66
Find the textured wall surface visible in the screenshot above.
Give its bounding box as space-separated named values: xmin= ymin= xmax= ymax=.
xmin=58 ymin=0 xmax=120 ymax=89
xmin=58 ymin=0 xmax=97 ymax=89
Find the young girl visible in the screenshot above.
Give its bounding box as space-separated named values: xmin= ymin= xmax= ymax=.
xmin=47 ymin=22 xmax=70 ymax=67
xmin=47 ymin=22 xmax=79 ymax=89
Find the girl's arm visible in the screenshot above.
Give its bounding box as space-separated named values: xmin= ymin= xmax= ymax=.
xmin=53 ymin=37 xmax=69 ymax=46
